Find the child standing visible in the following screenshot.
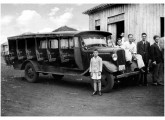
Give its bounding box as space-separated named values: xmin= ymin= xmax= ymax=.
xmin=89 ymin=49 xmax=103 ymax=96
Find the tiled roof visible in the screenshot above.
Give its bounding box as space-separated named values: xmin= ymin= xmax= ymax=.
xmin=52 ymin=26 xmax=77 ymax=32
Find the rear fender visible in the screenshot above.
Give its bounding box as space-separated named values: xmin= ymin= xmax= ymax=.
xmin=21 ymin=60 xmax=40 ymax=71
xmin=131 ymin=60 xmax=139 ymax=71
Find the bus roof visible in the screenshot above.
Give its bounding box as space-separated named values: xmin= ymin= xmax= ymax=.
xmin=7 ymin=30 xmax=112 ymax=40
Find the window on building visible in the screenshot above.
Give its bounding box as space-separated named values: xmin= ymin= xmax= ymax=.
xmin=95 ymin=19 xmax=100 ymax=30
xmin=161 ymin=17 xmax=164 ymax=37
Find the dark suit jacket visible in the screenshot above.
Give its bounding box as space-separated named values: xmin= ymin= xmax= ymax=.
xmin=150 ymin=43 xmax=163 ymax=64
xmin=137 ymin=40 xmax=150 ymax=64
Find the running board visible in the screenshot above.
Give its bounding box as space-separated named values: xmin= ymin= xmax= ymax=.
xmin=116 ymin=71 xmax=140 ymax=79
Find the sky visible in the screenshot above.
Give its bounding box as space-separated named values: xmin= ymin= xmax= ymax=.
xmin=1 ymin=0 xmax=164 ymax=45
xmin=1 ymin=3 xmax=98 ymax=44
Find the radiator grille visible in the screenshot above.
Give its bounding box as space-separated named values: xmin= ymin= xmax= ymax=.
xmin=117 ymin=49 xmax=126 ymax=65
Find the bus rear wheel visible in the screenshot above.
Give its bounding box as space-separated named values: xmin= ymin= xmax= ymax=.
xmin=25 ymin=62 xmax=39 ymax=83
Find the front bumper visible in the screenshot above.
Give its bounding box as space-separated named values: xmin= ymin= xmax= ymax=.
xmin=116 ymin=71 xmax=140 ymax=79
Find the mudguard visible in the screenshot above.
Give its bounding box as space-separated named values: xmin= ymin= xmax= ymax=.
xmin=102 ymin=61 xmax=118 ymax=73
xmin=130 ymin=61 xmax=139 ymax=71
xmin=82 ymin=61 xmax=117 ymax=76
xmin=21 ymin=60 xmax=40 ymax=71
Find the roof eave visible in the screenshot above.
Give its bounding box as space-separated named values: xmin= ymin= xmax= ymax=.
xmin=83 ymin=4 xmax=115 ymax=15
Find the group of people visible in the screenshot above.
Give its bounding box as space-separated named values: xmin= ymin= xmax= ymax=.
xmin=116 ymin=33 xmax=164 ymax=87
xmin=89 ymin=32 xmax=164 ymax=96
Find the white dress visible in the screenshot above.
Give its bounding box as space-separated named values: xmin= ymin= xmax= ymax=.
xmin=91 ymin=72 xmax=101 ymax=80
xmin=89 ymin=56 xmax=102 ymax=80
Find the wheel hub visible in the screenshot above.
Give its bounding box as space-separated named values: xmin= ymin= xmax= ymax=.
xmin=27 ymin=67 xmax=34 ymax=78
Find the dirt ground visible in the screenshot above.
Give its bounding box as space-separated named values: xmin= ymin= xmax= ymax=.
xmin=1 ymin=58 xmax=164 ymax=116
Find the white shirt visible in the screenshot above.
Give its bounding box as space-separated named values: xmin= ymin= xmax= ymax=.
xmin=107 ymin=39 xmax=115 ymax=47
xmin=121 ymin=37 xmax=125 ymax=45
xmin=89 ymin=56 xmax=102 ymax=73
xmin=123 ymin=41 xmax=137 ymax=54
xmin=116 ymin=44 xmax=125 ymax=49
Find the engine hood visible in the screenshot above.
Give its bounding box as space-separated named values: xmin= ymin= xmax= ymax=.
xmin=88 ymin=47 xmax=124 ymax=53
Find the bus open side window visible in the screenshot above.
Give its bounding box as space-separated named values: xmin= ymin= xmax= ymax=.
xmin=60 ymin=37 xmax=75 ymax=63
xmin=47 ymin=39 xmax=59 ymax=62
xmin=8 ymin=40 xmax=17 ymax=60
xmin=35 ymin=38 xmax=48 ymax=61
xmin=26 ymin=38 xmax=36 ymax=60
xmin=17 ymin=39 xmax=26 ymax=60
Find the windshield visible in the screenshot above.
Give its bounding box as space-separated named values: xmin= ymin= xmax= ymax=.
xmin=82 ymin=36 xmax=107 ymax=46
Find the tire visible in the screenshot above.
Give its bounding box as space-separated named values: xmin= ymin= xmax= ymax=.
xmin=52 ymin=74 xmax=64 ymax=80
xmin=131 ymin=69 xmax=142 ymax=85
xmin=25 ymin=62 xmax=39 ymax=83
xmin=133 ymin=72 xmax=142 ymax=85
xmin=90 ymin=69 xmax=114 ymax=93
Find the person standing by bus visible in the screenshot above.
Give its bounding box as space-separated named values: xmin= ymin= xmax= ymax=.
xmin=137 ymin=33 xmax=151 ymax=86
xmin=150 ymin=35 xmax=164 ymax=86
xmin=89 ymin=49 xmax=103 ymax=96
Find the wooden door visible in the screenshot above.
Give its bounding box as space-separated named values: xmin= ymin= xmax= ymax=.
xmin=107 ymin=23 xmax=117 ymax=43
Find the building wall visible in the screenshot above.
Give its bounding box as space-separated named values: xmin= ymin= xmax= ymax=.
xmin=135 ymin=4 xmax=164 ymax=44
xmin=88 ymin=4 xmax=164 ymax=44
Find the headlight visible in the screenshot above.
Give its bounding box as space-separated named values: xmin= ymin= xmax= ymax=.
xmin=112 ymin=53 xmax=118 ymax=61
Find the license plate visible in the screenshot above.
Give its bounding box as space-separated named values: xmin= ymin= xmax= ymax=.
xmin=119 ymin=65 xmax=125 ymax=71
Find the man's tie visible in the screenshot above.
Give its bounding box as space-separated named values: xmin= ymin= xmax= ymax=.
xmin=143 ymin=42 xmax=146 ymax=52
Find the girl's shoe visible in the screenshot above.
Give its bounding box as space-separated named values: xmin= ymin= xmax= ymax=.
xmin=92 ymin=91 xmax=97 ymax=96
xmin=98 ymin=91 xmax=102 ymax=96
xmin=152 ymin=82 xmax=158 ymax=86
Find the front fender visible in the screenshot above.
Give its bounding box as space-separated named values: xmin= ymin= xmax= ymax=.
xmin=81 ymin=61 xmax=118 ymax=76
xmin=102 ymin=61 xmax=117 ymax=73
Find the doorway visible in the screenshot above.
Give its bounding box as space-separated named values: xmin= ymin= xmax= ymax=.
xmin=107 ymin=20 xmax=124 ymax=44
xmin=116 ymin=21 xmax=124 ymax=39
xmin=160 ymin=17 xmax=164 ymax=37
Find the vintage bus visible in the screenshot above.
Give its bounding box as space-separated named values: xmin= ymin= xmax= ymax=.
xmin=4 ymin=31 xmax=141 ymax=92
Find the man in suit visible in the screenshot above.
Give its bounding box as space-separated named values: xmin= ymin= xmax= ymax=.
xmin=150 ymin=35 xmax=164 ymax=86
xmin=159 ymin=37 xmax=164 ymax=85
xmin=137 ymin=33 xmax=150 ymax=86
